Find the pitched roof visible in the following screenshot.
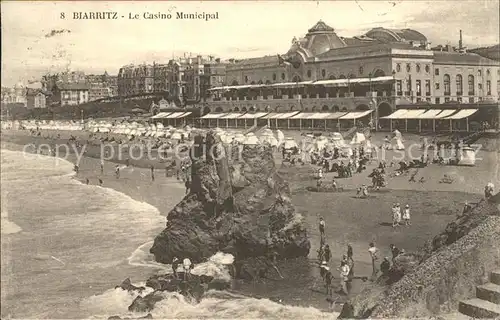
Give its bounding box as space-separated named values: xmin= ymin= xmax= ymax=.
xmin=308 ymin=20 xmax=335 ymax=33
xmin=57 ymin=82 xmax=90 ymax=90
xmin=433 ymin=51 xmax=500 ymax=66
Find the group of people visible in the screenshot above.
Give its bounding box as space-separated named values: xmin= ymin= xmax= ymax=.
xmin=391 ymin=203 xmax=411 ymax=227
xmin=317 ymin=218 xmax=355 ymax=296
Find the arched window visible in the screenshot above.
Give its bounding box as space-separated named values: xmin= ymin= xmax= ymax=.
xmin=257 ymin=80 xmax=263 ymax=84
xmin=338 ymin=74 xmax=346 ymax=79
xmin=215 ymin=107 xmax=223 ymax=112
xmin=443 ymin=74 xmax=451 ymax=95
xmin=272 ymin=74 xmax=277 ymax=81
xmin=332 ymin=105 xmax=340 ymax=112
xmin=468 ymin=75 xmax=475 ymax=95
xmin=373 ymin=69 xmax=386 ymax=77
xmin=307 ymin=70 xmax=312 ymax=78
xmin=244 ymin=76 xmax=248 ymax=83
xmin=281 ymin=73 xmax=285 ymax=80
xmin=231 ymin=80 xmax=239 ymax=86
xmin=234 ymin=107 xmax=240 ymax=111
xmin=329 ymin=75 xmax=336 ymax=80
xmin=321 ymin=69 xmax=326 ymax=78
xmin=456 ymin=75 xmax=463 ymax=95
xmin=322 ymin=105 xmax=329 ymax=111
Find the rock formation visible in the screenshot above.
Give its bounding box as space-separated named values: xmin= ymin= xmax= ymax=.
xmin=150 ymin=131 xmax=310 ymax=277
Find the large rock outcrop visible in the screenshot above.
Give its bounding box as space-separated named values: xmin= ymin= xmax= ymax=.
xmin=150 ymin=131 xmax=310 ymax=276
xmin=339 ymin=199 xmax=500 ymax=319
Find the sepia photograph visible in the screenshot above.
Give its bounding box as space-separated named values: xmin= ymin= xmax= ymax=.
xmin=1 ymin=0 xmax=499 ymax=319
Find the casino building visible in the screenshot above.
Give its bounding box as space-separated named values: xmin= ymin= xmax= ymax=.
xmin=197 ymin=21 xmax=500 ymax=132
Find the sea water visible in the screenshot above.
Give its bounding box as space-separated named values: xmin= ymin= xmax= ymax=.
xmin=1 ymin=149 xmax=337 ymax=319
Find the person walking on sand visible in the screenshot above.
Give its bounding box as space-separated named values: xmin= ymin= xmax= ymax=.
xmin=319 ymin=217 xmax=326 ymax=242
xmin=172 ymin=257 xmax=179 ymax=279
xmin=323 ymin=244 xmax=331 ymax=263
xmin=324 ymin=266 xmax=334 ymax=295
xmin=85 ymin=178 xmax=89 ymax=185
xmin=368 ymin=242 xmax=380 ymax=281
xmin=392 ymin=203 xmax=401 ymax=228
xmin=402 ymin=204 xmax=411 ymax=226
xmin=150 ymin=165 xmax=155 ymax=182
xmin=115 ymin=165 xmax=120 ymax=179
xmin=347 ymin=244 xmax=353 ymax=260
xmin=100 ymin=160 xmax=104 ymax=175
xmin=390 ymin=244 xmax=400 ymax=263
xmin=338 ymin=260 xmax=350 ymax=295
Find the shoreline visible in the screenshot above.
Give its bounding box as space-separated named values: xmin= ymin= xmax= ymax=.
xmin=2 ymin=129 xmax=497 ymax=315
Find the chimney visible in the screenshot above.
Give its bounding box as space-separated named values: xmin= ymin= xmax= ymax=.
xmin=459 ymin=30 xmax=463 ymax=50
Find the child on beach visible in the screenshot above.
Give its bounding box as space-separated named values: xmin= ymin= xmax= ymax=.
xmin=115 ymin=165 xmax=120 ymax=179
xmin=402 ymin=204 xmax=411 ymax=226
xmin=150 ymin=165 xmax=155 ymax=182
xmin=100 ymin=160 xmax=104 ymax=174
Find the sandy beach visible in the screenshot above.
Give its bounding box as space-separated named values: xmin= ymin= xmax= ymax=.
xmin=1 ymin=128 xmax=498 ymax=313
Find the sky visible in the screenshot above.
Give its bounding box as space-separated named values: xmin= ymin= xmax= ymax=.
xmin=1 ymin=0 xmax=499 ymax=87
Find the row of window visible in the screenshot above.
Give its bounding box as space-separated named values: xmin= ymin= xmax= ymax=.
xmin=396 ymin=80 xmax=432 ymax=96
xmin=435 ymin=68 xmax=494 ymax=77
xmin=396 ymin=63 xmax=431 ymax=73
xmin=396 ymin=76 xmax=494 ymax=96
xmin=442 ymin=75 xmax=492 ymax=95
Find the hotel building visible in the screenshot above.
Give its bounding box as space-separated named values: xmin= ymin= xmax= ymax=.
xmin=200 ymin=21 xmax=499 ymax=132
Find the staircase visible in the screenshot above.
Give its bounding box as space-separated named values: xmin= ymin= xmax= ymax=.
xmin=458 ymin=270 xmax=500 ymax=318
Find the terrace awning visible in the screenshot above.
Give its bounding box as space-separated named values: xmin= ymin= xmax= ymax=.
xmin=444 ymin=109 xmax=478 ymax=119
xmin=271 ymin=81 xmax=313 ymax=88
xmin=398 ymin=109 xmax=426 ymax=119
xmin=220 ymin=112 xmax=245 ymax=119
xmin=200 ymin=113 xmax=227 ymax=119
xmin=291 ymin=112 xmax=316 ymax=119
xmin=382 ymin=109 xmax=409 ymax=119
xmin=339 ymin=110 xmax=373 ymax=120
xmin=416 ymin=109 xmax=443 ymax=119
xmin=151 ymin=112 xmax=172 ymax=119
xmin=165 ymin=112 xmax=191 ymax=119
xmin=312 ymin=76 xmax=395 ymax=87
xmin=324 ymin=112 xmax=348 ymax=119
xmin=237 ymin=112 xmax=269 ymax=119
xmin=267 ymin=111 xmax=301 ymax=119
xmin=434 ymin=109 xmax=457 ymax=119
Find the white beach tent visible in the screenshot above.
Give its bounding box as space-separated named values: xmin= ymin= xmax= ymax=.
xmin=276 ymin=130 xmax=285 ymax=145
xmin=314 ymin=136 xmax=329 ymax=151
xmin=458 ymin=147 xmax=476 ymax=166
xmin=259 ymin=132 xmax=278 ymax=147
xmin=233 ymin=133 xmax=246 ymax=143
xmin=243 ymin=133 xmax=260 ymax=145
xmin=351 ymin=132 xmax=366 ymax=145
xmin=283 ymin=137 xmax=298 ymax=150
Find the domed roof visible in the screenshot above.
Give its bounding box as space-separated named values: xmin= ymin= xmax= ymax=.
xmin=288 ymin=20 xmax=346 ymax=57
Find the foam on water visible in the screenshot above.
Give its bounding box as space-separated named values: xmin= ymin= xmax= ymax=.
xmin=83 ymin=286 xmax=338 ymax=320
xmin=2 ymin=149 xmax=335 ymax=319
